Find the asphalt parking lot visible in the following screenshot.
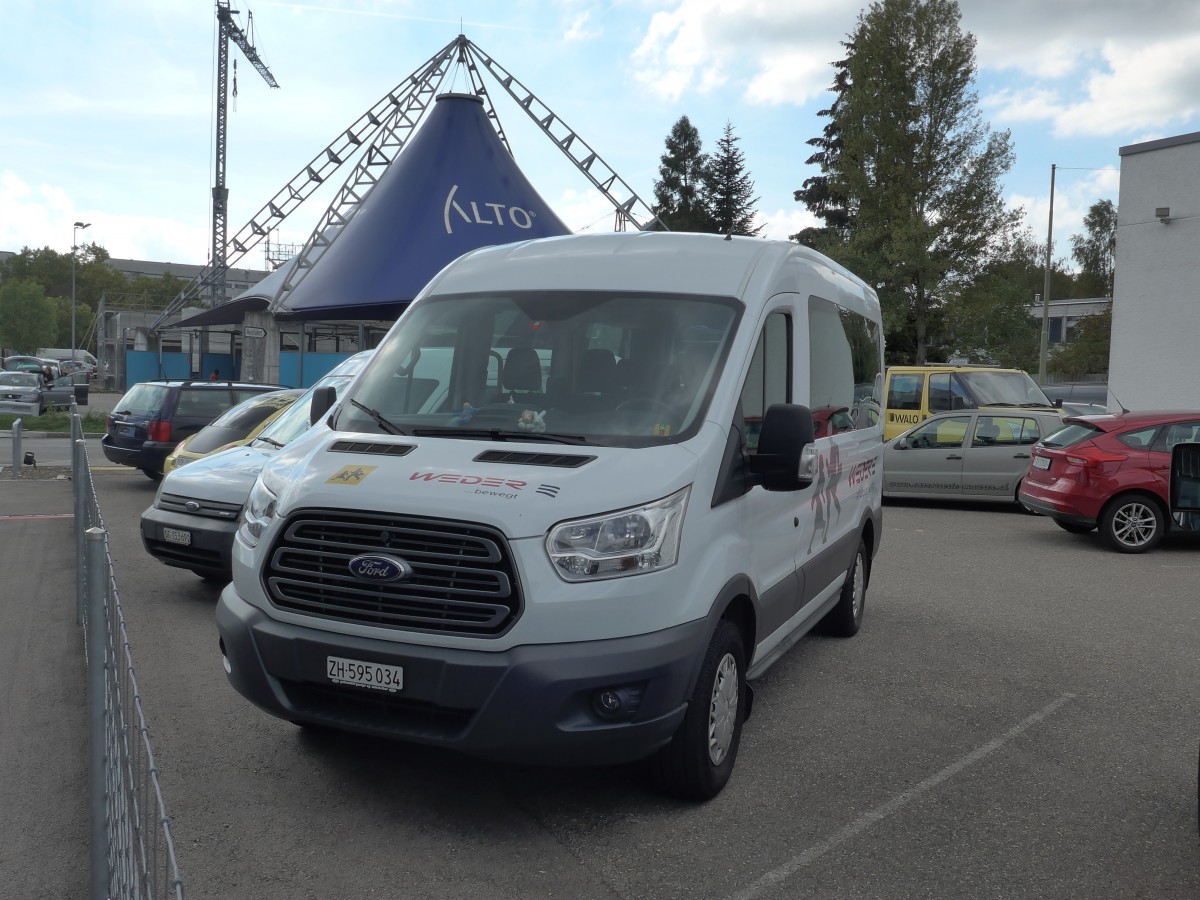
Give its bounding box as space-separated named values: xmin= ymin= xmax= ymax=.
xmin=3 ymin=466 xmax=1199 ymax=899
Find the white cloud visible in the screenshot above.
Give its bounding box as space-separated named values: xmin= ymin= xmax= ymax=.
xmin=0 ymin=171 xmax=207 ymax=263
xmin=563 ymin=10 xmax=601 ymax=43
xmin=754 ymin=206 xmax=818 ymax=242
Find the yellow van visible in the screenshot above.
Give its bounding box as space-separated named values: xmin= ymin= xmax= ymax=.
xmin=882 ymin=365 xmax=1054 ymax=440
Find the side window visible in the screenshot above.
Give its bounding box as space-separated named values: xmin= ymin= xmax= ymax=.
xmin=972 ymin=415 xmax=1037 ymax=447
xmin=929 ymin=374 xmax=951 ymax=412
xmin=1154 ymin=421 xmax=1200 ymax=451
xmin=1117 ymin=426 xmax=1159 ymax=450
xmin=887 ymin=373 xmax=924 ymax=411
xmin=809 ymin=296 xmax=882 ymax=432
xmin=739 ymin=312 xmax=791 ymax=453
xmin=176 ymin=389 xmax=233 ymax=418
xmin=907 ymin=415 xmax=969 ymax=449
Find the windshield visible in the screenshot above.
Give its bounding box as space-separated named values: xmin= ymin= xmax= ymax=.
xmin=0 ymin=373 xmax=38 ymax=388
xmin=255 ymin=374 xmax=356 ymax=448
xmin=186 ymin=393 xmax=297 ymax=454
xmin=115 ymin=383 xmax=169 ymax=417
xmin=958 ymin=371 xmax=1052 ymax=407
xmin=337 ymin=291 xmax=741 ymax=447
xmin=1039 ymin=421 xmax=1105 ymax=448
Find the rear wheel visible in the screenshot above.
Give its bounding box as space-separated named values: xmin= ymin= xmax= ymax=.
xmin=1100 ymin=493 xmax=1166 ymax=553
xmin=1053 ymin=518 xmax=1095 ymax=534
xmin=651 ymin=620 xmax=746 ymax=801
xmin=820 ymin=537 xmax=867 ymax=637
xmin=141 ymin=468 xmax=163 ymax=482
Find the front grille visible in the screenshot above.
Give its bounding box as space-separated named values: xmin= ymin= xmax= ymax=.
xmin=264 ymin=509 xmax=521 ymax=636
xmin=280 ymin=680 xmax=474 ymax=739
xmin=157 ymin=492 xmax=242 ymax=520
xmin=144 ymin=539 xmax=225 ymax=571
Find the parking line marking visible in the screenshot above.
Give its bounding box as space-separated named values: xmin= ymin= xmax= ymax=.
xmin=733 ymin=693 xmax=1076 ymax=900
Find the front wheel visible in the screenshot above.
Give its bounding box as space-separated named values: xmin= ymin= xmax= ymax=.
xmin=651 ymin=620 xmax=746 ymax=801
xmin=1100 ymin=493 xmax=1166 ymax=553
xmin=141 ymin=468 xmax=163 ymax=482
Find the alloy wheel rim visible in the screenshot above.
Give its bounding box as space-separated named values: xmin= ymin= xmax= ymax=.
xmin=1113 ymin=502 xmax=1157 ymax=547
xmin=708 ymin=653 xmax=739 ymax=765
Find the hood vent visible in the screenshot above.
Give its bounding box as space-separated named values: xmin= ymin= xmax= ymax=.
xmin=474 ymin=450 xmax=595 ymax=468
xmin=329 ymin=440 xmax=415 ymax=457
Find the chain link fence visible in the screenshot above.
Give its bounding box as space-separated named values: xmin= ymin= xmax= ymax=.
xmin=73 ymin=415 xmax=185 ymax=899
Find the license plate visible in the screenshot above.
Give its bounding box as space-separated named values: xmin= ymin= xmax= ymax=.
xmin=1033 ymin=456 xmax=1051 ymax=470
xmin=327 ymin=656 xmax=404 ymax=692
xmin=162 ymin=527 xmax=191 ymax=545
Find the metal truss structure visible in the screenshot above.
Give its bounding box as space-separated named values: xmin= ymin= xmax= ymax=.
xmin=153 ymin=34 xmax=660 ymax=330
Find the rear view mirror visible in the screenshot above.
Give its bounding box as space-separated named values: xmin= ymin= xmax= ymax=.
xmin=747 ymin=403 xmax=815 ymax=491
xmin=310 ymin=386 xmax=338 ymax=425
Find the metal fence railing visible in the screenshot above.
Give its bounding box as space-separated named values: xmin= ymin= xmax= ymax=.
xmin=72 ymin=412 xmax=185 ymax=900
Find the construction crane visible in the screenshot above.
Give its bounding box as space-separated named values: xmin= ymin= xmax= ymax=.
xmin=212 ymin=0 xmax=279 ymax=306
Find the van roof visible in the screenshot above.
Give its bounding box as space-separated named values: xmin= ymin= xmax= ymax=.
xmin=422 ymin=232 xmax=879 ymax=315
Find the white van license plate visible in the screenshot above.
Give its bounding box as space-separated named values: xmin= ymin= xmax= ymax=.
xmin=162 ymin=527 xmax=191 ymax=545
xmin=327 ymin=656 xmax=404 ymax=692
xmin=1033 ymin=457 xmax=1051 ymax=470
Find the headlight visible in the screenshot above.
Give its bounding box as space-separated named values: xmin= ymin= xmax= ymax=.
xmin=237 ymin=477 xmax=278 ymax=548
xmin=546 ymin=486 xmax=690 ymax=582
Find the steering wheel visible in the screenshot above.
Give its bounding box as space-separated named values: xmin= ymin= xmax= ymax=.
xmin=615 ymin=397 xmax=675 ymax=419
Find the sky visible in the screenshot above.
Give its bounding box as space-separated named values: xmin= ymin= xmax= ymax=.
xmin=3 ymin=0 xmax=1199 ymax=278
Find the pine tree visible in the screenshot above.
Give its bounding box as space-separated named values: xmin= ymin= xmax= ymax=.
xmin=652 ymin=116 xmax=713 ymax=232
xmin=704 ymin=122 xmax=763 ymax=237
xmin=796 ymin=0 xmax=1021 ymax=364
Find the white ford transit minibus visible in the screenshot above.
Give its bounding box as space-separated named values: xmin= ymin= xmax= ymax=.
xmin=217 ymin=232 xmax=885 ymax=800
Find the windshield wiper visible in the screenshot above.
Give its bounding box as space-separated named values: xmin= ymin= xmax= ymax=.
xmin=350 ymin=399 xmax=407 ymax=436
xmin=255 ymin=435 xmax=284 ymax=449
xmin=410 ymin=427 xmax=594 ymax=446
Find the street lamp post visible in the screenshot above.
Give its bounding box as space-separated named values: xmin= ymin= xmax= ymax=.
xmin=71 ymin=221 xmax=91 ymax=363
xmin=1037 ymin=164 xmax=1056 ymax=385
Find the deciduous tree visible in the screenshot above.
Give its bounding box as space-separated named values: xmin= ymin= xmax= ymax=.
xmin=796 ymin=0 xmax=1021 ymax=364
xmin=1070 ymin=199 xmax=1117 ymax=298
xmin=0 ymin=280 xmax=57 ymax=354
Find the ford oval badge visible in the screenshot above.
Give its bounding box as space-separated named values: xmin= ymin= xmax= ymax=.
xmin=348 ymin=554 xmax=412 ymax=583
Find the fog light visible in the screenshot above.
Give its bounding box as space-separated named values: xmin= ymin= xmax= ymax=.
xmin=592 ymin=684 xmax=645 ymax=720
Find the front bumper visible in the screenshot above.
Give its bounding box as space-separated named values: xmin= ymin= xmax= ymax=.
xmin=141 ymin=506 xmax=238 ymax=578
xmin=0 ymin=400 xmax=39 ymax=416
xmin=216 ymin=586 xmax=708 ymax=766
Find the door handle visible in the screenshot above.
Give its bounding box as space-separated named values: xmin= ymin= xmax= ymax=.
xmin=1013 ymin=453 xmax=1030 ymax=459
xmin=946 ymin=454 xmax=963 ymax=460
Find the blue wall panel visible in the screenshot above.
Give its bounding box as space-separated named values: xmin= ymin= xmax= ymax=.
xmin=278 ymin=352 xmax=351 ymax=388
xmin=124 ymin=351 xmax=190 ymax=389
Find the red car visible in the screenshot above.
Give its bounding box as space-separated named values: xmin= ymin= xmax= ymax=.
xmin=1019 ymin=410 xmax=1200 ymax=553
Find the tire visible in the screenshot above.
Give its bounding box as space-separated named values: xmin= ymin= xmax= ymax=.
xmin=651 ymin=620 xmax=746 ymax=801
xmin=1053 ymin=518 xmax=1095 ymax=535
xmin=1100 ymin=493 xmax=1166 ymax=553
xmin=820 ymin=537 xmax=868 ymax=637
xmin=142 ymin=468 xmax=163 ymax=482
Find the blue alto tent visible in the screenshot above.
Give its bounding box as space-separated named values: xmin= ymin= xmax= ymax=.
xmin=272 ymin=92 xmax=572 ymax=320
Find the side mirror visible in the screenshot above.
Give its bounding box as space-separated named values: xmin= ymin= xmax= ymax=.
xmin=747 ymin=403 xmax=815 ymax=491
xmin=310 ymin=386 xmax=338 ymax=425
xmin=1053 ymin=398 xmax=1063 ymax=408
xmin=894 ymin=437 xmax=909 ymax=449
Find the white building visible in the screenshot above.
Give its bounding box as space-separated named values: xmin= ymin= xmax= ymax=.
xmin=1108 ymin=130 xmax=1200 ymax=409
